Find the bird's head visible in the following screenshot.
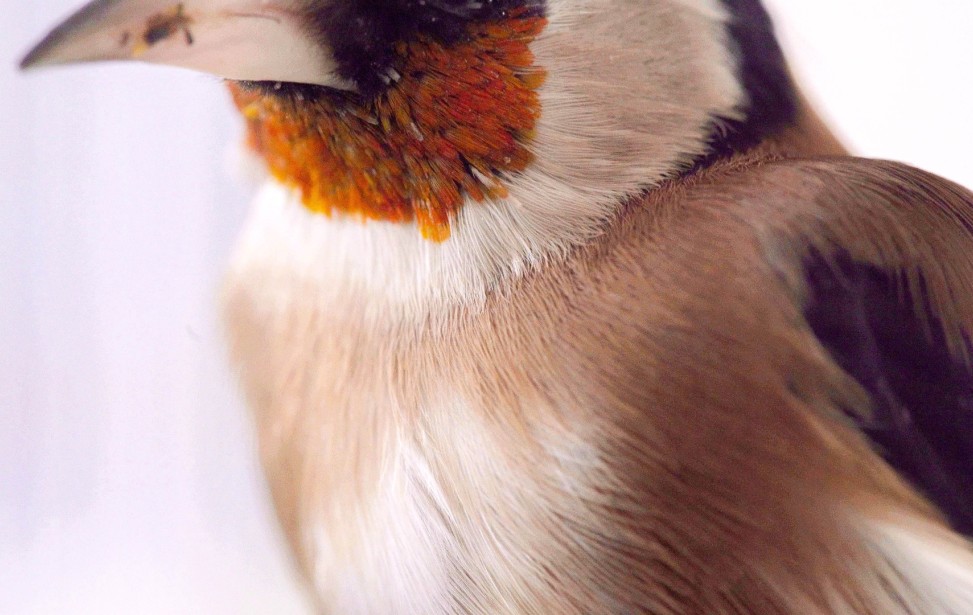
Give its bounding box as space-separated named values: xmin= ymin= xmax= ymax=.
xmin=22 ymin=0 xmax=794 ymax=263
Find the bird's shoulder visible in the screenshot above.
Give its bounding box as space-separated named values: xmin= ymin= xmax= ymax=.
xmin=601 ymin=154 xmax=973 ymax=533
xmin=636 ymin=157 xmax=973 ymax=535
xmin=608 ymin=154 xmax=973 ymax=359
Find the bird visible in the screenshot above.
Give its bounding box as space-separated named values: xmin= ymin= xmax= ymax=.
xmin=20 ymin=0 xmax=973 ymax=612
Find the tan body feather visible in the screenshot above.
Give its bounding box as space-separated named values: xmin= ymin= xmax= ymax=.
xmin=223 ymin=102 xmax=973 ymax=612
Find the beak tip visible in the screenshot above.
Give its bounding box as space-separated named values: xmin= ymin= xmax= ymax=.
xmin=19 ymin=44 xmax=60 ymax=73
xmin=19 ymin=50 xmax=44 ymax=72
xmin=19 ymin=30 xmax=65 ymax=73
xmin=18 ymin=0 xmax=108 ymax=74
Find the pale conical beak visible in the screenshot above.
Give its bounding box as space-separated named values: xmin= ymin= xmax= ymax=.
xmin=20 ymin=0 xmax=351 ymax=89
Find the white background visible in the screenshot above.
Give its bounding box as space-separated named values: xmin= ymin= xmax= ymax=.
xmin=2 ymin=1 xmax=972 ymax=613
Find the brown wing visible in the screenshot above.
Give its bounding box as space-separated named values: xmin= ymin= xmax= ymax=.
xmin=802 ymin=247 xmax=973 ymax=534
xmin=712 ymin=157 xmax=973 ymax=536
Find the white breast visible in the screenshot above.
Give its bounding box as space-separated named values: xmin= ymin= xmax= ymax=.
xmin=306 ymin=439 xmax=458 ymax=614
xmin=222 ymin=190 xmax=532 ymax=611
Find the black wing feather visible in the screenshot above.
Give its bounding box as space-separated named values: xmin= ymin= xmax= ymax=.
xmin=803 ymin=248 xmax=973 ymax=535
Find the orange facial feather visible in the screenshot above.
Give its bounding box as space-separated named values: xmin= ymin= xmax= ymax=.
xmin=230 ymin=16 xmax=547 ymax=241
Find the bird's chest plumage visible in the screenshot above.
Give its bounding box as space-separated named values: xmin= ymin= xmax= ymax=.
xmin=220 ymin=182 xmax=589 ymax=613
xmin=221 ymin=274 xmax=571 ymax=614
xmin=222 ymin=276 xmax=453 ymax=611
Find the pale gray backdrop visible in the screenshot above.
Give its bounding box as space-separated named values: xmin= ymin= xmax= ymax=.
xmin=2 ymin=1 xmax=972 ymax=613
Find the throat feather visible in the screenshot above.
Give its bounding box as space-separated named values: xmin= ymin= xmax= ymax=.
xmin=230 ymin=16 xmax=546 ymax=241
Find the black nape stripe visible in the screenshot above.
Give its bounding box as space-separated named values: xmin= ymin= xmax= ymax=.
xmin=802 ymin=249 xmax=973 ymax=536
xmin=304 ymin=0 xmax=545 ymax=97
xmin=696 ymin=0 xmax=797 ymax=167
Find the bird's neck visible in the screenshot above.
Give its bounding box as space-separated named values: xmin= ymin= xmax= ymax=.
xmin=229 ymin=14 xmax=546 ymax=242
xmin=229 ymin=0 xmax=814 ymax=310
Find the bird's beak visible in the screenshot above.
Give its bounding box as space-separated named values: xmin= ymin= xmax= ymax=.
xmin=20 ymin=0 xmax=349 ymax=88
